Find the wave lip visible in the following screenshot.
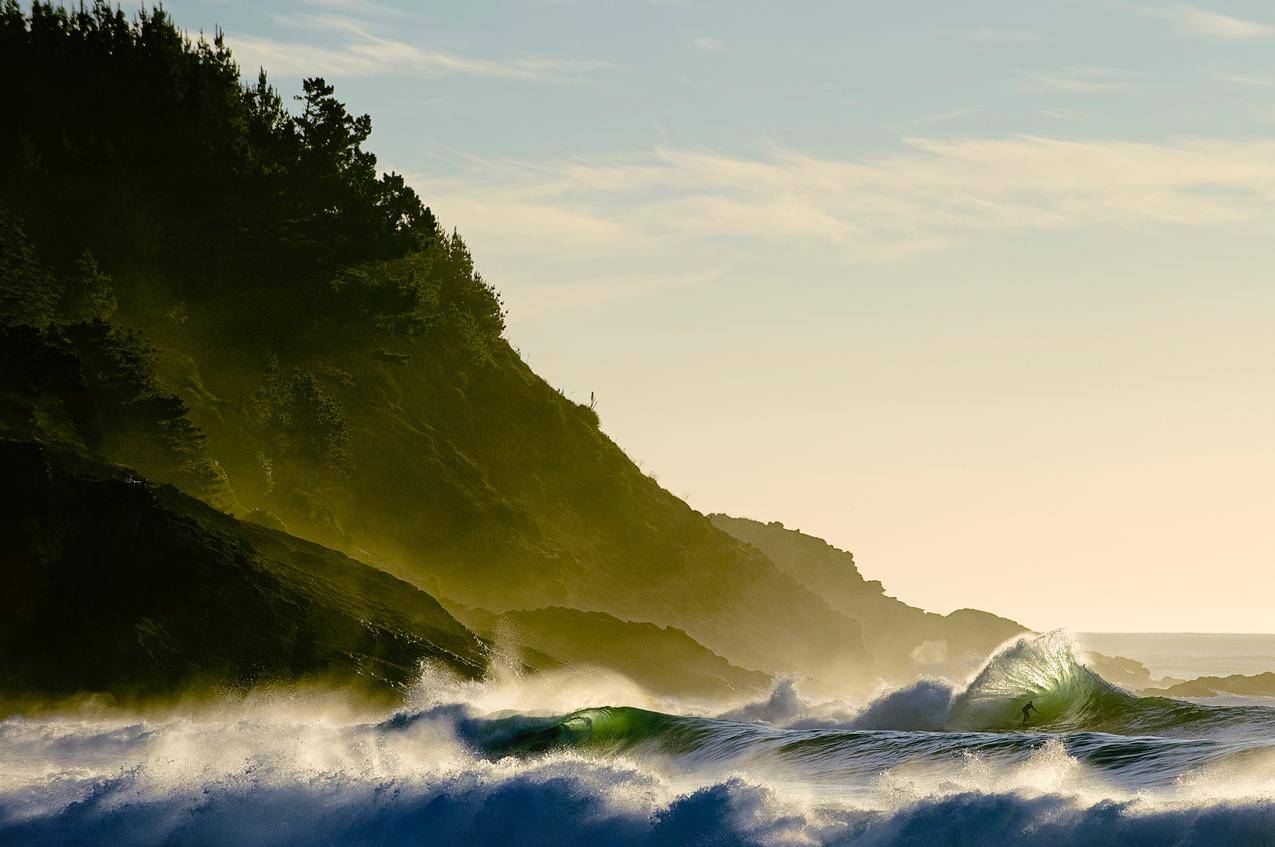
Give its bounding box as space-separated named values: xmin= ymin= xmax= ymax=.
xmin=444 ymin=632 xmax=1275 ymax=773
xmin=946 ymin=631 xmax=1134 ymax=732
xmin=939 ymin=631 xmax=1275 ymax=738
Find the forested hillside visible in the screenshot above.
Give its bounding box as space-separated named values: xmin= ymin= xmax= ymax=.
xmin=0 ymin=3 xmax=868 ymax=687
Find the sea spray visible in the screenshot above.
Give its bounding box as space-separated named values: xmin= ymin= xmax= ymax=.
xmin=4 ymin=641 xmax=1275 ymax=845
xmin=946 ymin=630 xmax=1132 ymax=731
xmin=4 ymin=693 xmax=1275 ymax=846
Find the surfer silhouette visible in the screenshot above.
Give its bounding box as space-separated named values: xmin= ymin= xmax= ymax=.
xmin=1020 ymin=700 xmax=1038 ymax=727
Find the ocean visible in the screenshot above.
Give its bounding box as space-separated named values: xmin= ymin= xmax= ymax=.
xmin=1079 ymin=632 xmax=1275 ymax=681
xmin=2 ymin=631 xmax=1274 ymax=846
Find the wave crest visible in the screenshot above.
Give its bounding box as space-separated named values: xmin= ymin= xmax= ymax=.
xmin=947 ymin=630 xmax=1132 ymax=731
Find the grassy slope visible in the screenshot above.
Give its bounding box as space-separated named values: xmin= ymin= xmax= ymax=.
xmin=709 ymin=514 xmax=1024 ymax=677
xmin=0 ymin=439 xmax=488 ymax=701
xmin=176 ymin=333 xmax=867 ymax=680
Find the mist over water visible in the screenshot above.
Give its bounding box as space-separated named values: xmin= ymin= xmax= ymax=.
xmin=4 ymin=633 xmax=1275 ymax=846
xmin=1079 ymin=633 xmax=1275 ymax=681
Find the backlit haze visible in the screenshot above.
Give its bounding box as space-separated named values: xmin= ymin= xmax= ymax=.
xmin=164 ymin=0 xmax=1275 ymax=633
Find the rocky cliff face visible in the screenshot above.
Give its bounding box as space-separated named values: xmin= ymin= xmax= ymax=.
xmin=710 ymin=514 xmax=1024 ymax=679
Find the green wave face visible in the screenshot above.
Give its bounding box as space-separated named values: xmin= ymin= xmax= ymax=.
xmin=947 ymin=631 xmax=1134 ymax=732
xmin=462 ymin=632 xmax=1275 ymax=771
xmin=465 ymin=706 xmax=696 ymax=758
xmin=939 ymin=631 xmax=1262 ymax=736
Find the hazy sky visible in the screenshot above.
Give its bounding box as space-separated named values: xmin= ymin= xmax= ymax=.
xmin=166 ymin=0 xmax=1275 ymax=632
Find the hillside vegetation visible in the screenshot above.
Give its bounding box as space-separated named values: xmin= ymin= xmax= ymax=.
xmin=1 ymin=3 xmax=869 ymax=689
xmin=0 ymin=440 xmax=488 ymax=703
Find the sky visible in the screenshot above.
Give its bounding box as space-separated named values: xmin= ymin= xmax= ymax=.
xmin=163 ymin=0 xmax=1275 ymax=633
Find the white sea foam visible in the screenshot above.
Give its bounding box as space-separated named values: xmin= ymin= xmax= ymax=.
xmin=3 ymin=655 xmax=1275 ymax=846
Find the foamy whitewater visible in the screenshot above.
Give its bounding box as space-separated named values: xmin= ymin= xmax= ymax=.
xmin=4 ymin=632 xmax=1275 ymax=846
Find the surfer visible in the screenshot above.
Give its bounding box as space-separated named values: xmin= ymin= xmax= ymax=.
xmin=1020 ymin=699 xmax=1038 ymax=727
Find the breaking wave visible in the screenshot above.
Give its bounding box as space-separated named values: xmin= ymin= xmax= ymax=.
xmin=3 ymin=633 xmax=1275 ymax=845
xmin=942 ymin=631 xmax=1274 ymax=736
xmin=710 ymin=631 xmax=1275 ymax=736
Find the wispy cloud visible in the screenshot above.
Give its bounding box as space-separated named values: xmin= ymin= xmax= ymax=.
xmin=504 ymin=267 xmax=725 ymax=321
xmin=902 ymin=107 xmax=981 ymax=128
xmin=227 ymin=13 xmax=615 ymax=81
xmin=954 ymin=28 xmax=1042 ymax=45
xmin=298 ymin=0 xmax=407 ymax=17
xmin=1040 ymin=108 xmax=1090 ymax=121
xmin=688 ymin=36 xmax=725 ymax=53
xmin=1023 ymin=66 xmax=1138 ymax=93
xmin=415 ymin=135 xmax=1275 ymax=259
xmin=1137 ymin=4 xmax=1275 ymax=39
xmin=402 ymin=135 xmax=1275 ymax=320
xmin=1210 ymin=70 xmax=1275 ymax=87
